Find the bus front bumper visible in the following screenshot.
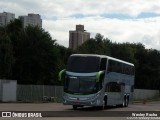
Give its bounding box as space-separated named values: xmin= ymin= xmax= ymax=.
xmin=63 ymin=97 xmax=102 ymax=106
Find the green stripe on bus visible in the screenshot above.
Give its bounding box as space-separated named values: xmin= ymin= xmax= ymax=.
xmin=96 ymin=71 xmax=104 ymax=82
xmin=59 ymin=69 xmax=65 ymax=81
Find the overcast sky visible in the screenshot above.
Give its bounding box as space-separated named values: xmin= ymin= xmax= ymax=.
xmin=1 ymin=0 xmax=160 ymax=50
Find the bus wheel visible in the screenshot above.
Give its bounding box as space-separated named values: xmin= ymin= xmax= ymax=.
xmin=104 ymin=96 xmax=107 ymax=106
xmin=121 ymin=98 xmax=126 ymax=107
xmin=121 ymin=99 xmax=125 ymax=107
xmin=125 ymin=98 xmax=129 ymax=107
xmin=73 ymin=105 xmax=78 ymax=110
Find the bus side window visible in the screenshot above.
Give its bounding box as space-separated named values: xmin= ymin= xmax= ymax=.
xmin=122 ymin=63 xmax=126 ymax=74
xmin=117 ymin=62 xmax=122 ymax=73
xmin=100 ymin=58 xmax=107 ymax=71
xmin=107 ymin=60 xmax=111 ymax=72
xmin=131 ymin=67 xmax=135 ymax=75
xmin=107 ymin=60 xmax=115 ymax=72
xmin=123 ymin=63 xmax=129 ymax=75
xmin=120 ymin=83 xmax=125 ymax=92
xmin=127 ymin=65 xmax=130 ymax=75
xmin=105 ymin=82 xmax=121 ymax=92
xmin=131 ymin=85 xmax=134 ymax=92
xmin=122 ymin=64 xmax=134 ymax=75
xmin=130 ymin=66 xmax=135 ymax=75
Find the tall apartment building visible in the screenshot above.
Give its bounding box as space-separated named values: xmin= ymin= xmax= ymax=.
xmin=19 ymin=13 xmax=42 ymax=28
xmin=0 ymin=12 xmax=15 ymax=26
xmin=69 ymin=25 xmax=90 ymax=49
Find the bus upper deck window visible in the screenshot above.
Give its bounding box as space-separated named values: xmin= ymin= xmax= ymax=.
xmin=100 ymin=58 xmax=107 ymax=71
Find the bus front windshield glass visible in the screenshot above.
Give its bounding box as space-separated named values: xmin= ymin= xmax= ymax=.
xmin=64 ymin=77 xmax=98 ymax=94
xmin=67 ymin=56 xmax=100 ymax=73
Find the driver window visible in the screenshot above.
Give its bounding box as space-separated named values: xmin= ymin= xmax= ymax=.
xmin=100 ymin=58 xmax=107 ymax=71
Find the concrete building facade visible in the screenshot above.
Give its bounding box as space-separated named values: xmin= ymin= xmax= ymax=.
xmin=19 ymin=13 xmax=42 ymax=28
xmin=0 ymin=12 xmax=15 ymax=26
xmin=69 ymin=25 xmax=90 ymax=49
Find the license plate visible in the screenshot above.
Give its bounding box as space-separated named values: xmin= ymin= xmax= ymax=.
xmin=74 ymin=102 xmax=80 ymax=104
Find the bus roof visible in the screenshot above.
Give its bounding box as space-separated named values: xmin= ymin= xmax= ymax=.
xmin=70 ymin=54 xmax=134 ymax=66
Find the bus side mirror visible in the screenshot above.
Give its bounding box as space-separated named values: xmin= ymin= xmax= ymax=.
xmin=58 ymin=69 xmax=66 ymax=81
xmin=96 ymin=71 xmax=105 ymax=82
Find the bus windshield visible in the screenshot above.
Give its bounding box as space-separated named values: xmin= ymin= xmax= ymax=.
xmin=67 ymin=56 xmax=100 ymax=73
xmin=64 ymin=76 xmax=98 ymax=94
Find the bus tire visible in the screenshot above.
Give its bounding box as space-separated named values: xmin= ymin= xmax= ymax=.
xmin=104 ymin=96 xmax=107 ymax=106
xmin=125 ymin=97 xmax=129 ymax=107
xmin=73 ymin=105 xmax=78 ymax=110
xmin=121 ymin=98 xmax=126 ymax=107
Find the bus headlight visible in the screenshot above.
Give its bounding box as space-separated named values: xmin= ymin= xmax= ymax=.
xmin=63 ymin=100 xmax=67 ymax=103
xmin=95 ymin=93 xmax=100 ymax=98
xmin=89 ymin=93 xmax=100 ymax=100
xmin=89 ymin=94 xmax=98 ymax=100
xmin=63 ymin=94 xmax=68 ymax=99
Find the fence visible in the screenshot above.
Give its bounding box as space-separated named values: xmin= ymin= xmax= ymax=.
xmin=17 ymin=85 xmax=63 ymax=102
xmin=134 ymin=89 xmax=160 ymax=100
xmin=17 ymin=85 xmax=160 ymax=102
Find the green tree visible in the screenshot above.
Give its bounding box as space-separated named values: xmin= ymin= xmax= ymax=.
xmin=0 ymin=27 xmax=14 ymax=79
xmin=77 ymin=33 xmax=111 ymax=55
xmin=54 ymin=45 xmax=74 ymax=85
xmin=12 ymin=25 xmax=58 ymax=84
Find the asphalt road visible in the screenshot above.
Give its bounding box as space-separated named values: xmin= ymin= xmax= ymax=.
xmin=0 ymin=101 xmax=160 ymax=120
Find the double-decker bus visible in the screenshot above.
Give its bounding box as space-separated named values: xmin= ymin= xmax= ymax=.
xmin=59 ymin=54 xmax=135 ymax=110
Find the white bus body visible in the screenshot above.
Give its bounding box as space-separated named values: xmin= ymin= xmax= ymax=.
xmin=59 ymin=54 xmax=135 ymax=110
